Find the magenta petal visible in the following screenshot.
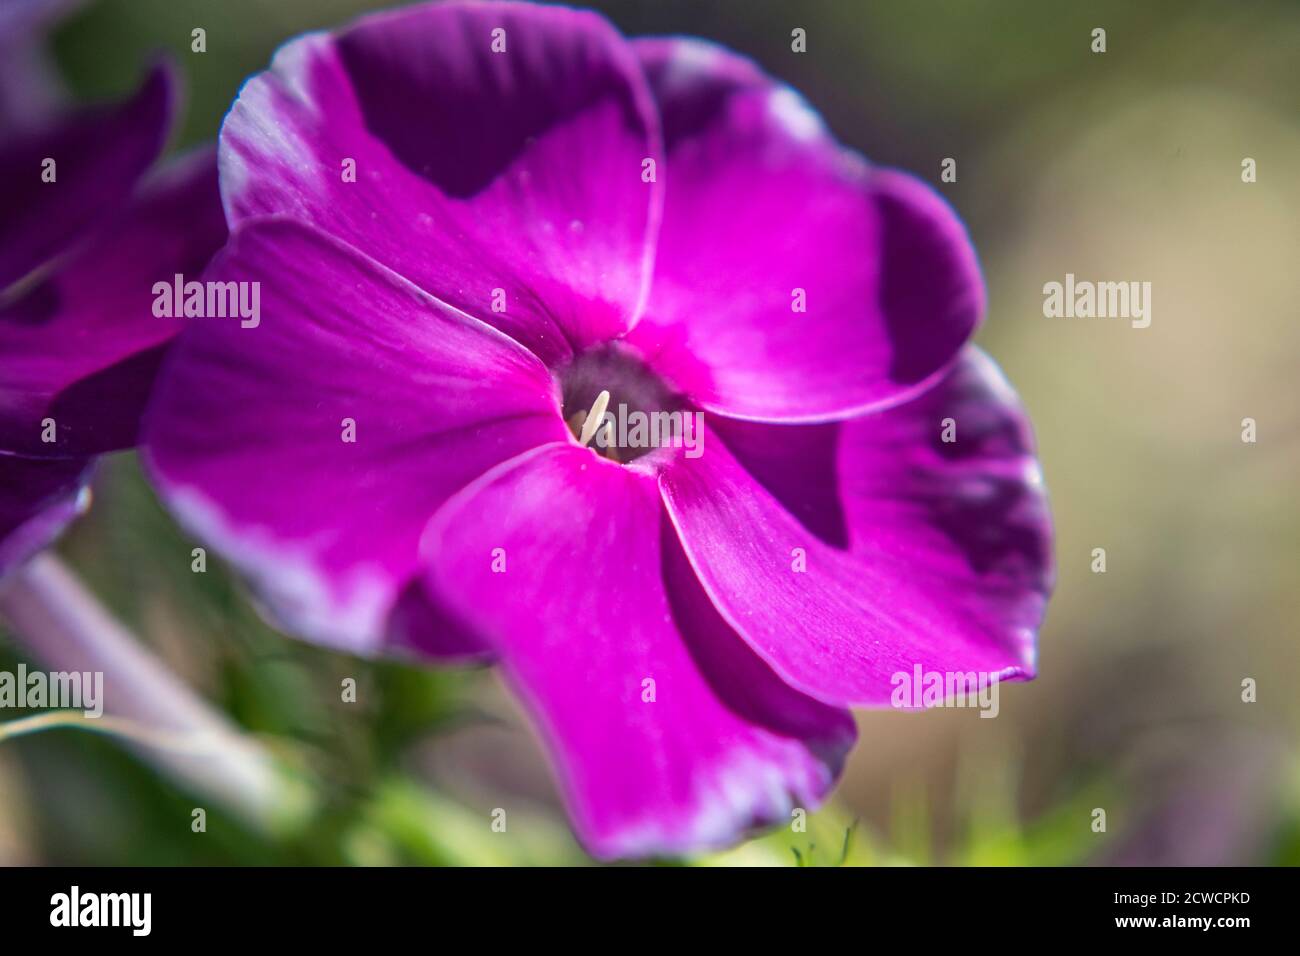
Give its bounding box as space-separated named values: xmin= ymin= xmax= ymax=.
xmin=0 ymin=148 xmax=225 ymax=458
xmin=838 ymin=348 xmax=1053 ymax=665
xmin=385 ymin=580 xmax=499 ymax=665
xmin=659 ymin=408 xmax=1039 ymax=708
xmin=0 ymin=62 xmax=173 ymax=290
xmin=220 ymin=1 xmax=662 ymax=366
xmin=708 ymin=416 xmax=848 ymax=549
xmin=423 ymin=444 xmax=854 ymax=859
xmin=0 ymin=453 xmax=91 ymax=578
xmin=627 ymin=38 xmax=981 ymax=422
xmin=142 ymin=218 xmax=567 ymax=653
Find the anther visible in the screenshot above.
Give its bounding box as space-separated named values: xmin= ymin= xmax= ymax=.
xmin=578 ymin=389 xmax=611 ymax=447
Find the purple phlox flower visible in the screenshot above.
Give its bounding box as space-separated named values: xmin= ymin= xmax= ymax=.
xmin=143 ymin=1 xmax=1053 ymax=858
xmin=0 ymin=13 xmax=228 ymax=577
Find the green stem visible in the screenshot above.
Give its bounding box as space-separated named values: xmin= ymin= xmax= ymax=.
xmin=0 ymin=554 xmax=311 ymax=834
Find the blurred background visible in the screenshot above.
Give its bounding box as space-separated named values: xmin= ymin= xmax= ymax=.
xmin=1 ymin=0 xmax=1297 ymax=865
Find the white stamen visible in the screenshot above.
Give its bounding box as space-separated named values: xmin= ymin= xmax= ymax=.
xmin=579 ymin=389 xmax=610 ymax=447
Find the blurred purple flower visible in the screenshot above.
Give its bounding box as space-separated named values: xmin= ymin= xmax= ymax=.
xmin=0 ymin=21 xmax=227 ymax=577
xmin=143 ymin=0 xmax=1053 ymax=857
xmin=0 ymin=0 xmax=83 ymax=131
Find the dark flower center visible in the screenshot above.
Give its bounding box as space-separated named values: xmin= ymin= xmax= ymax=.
xmin=558 ymin=343 xmax=691 ymax=464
